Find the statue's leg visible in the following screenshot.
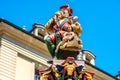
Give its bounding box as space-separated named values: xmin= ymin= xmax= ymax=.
xmin=44 ymin=37 xmax=55 ymax=57
xmin=55 ymin=31 xmax=62 ymax=45
xmin=55 ymin=32 xmax=62 ymax=58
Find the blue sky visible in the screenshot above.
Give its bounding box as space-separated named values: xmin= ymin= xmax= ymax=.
xmin=0 ymin=0 xmax=120 ymax=76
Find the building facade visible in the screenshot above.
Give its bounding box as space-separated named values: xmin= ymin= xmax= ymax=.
xmin=0 ymin=18 xmax=116 ymax=80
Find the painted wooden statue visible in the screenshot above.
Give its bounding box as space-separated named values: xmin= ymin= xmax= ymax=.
xmin=40 ymin=57 xmax=94 ymax=80
xmin=40 ymin=4 xmax=94 ymax=80
xmin=44 ymin=4 xmax=82 ymax=59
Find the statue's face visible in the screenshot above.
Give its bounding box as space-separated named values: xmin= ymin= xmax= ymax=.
xmin=61 ymin=9 xmax=69 ymax=18
xmin=63 ymin=25 xmax=72 ymax=32
xmin=58 ymin=11 xmax=63 ymax=19
xmin=56 ymin=11 xmax=63 ymax=19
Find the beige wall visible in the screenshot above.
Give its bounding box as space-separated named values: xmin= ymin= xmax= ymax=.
xmin=0 ymin=45 xmax=17 ymax=80
xmin=0 ymin=34 xmax=50 ymax=80
xmin=15 ymin=55 xmax=35 ymax=80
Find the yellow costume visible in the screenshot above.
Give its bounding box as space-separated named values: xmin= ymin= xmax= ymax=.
xmin=71 ymin=22 xmax=82 ymax=36
xmin=41 ymin=74 xmax=49 ymax=80
xmin=40 ymin=70 xmax=51 ymax=80
xmin=64 ymin=64 xmax=76 ymax=76
xmin=45 ymin=18 xmax=55 ymax=32
xmin=78 ymin=70 xmax=94 ymax=80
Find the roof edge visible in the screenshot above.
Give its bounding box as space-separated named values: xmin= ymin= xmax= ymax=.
xmin=0 ymin=18 xmax=44 ymax=42
xmin=85 ymin=61 xmax=117 ymax=79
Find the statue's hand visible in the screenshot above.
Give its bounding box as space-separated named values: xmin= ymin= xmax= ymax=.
xmin=55 ymin=49 xmax=58 ymax=53
xmin=60 ymin=46 xmax=65 ymax=49
xmin=54 ymin=15 xmax=57 ymax=20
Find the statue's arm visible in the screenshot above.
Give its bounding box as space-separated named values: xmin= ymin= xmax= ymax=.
xmin=45 ymin=17 xmax=55 ymax=32
xmin=55 ymin=41 xmax=62 ymax=53
xmin=69 ymin=32 xmax=75 ymax=40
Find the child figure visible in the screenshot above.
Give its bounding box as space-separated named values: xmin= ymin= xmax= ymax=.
xmin=55 ymin=37 xmax=68 ymax=53
xmin=55 ymin=25 xmax=74 ymax=53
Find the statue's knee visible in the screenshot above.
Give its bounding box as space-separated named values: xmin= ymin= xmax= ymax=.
xmin=44 ymin=37 xmax=51 ymax=43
